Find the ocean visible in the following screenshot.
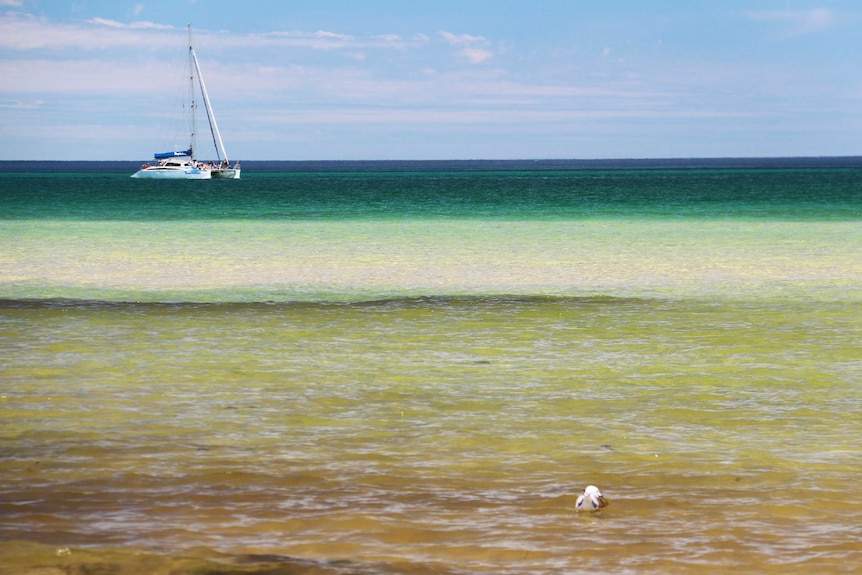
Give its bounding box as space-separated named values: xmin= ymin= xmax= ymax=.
xmin=1 ymin=160 xmax=861 ymax=574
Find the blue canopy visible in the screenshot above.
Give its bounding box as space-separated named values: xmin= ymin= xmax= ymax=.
xmin=154 ymin=149 xmax=192 ymax=159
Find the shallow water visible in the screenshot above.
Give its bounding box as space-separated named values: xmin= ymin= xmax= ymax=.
xmin=3 ymin=296 xmax=861 ymax=573
xmin=1 ymin=219 xmax=860 ymax=302
xmin=1 ymin=166 xmax=862 ymax=573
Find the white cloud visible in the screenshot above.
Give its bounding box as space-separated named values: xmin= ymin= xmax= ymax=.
xmin=374 ymin=34 xmax=402 ymax=42
xmin=241 ymin=28 xmax=425 ymax=53
xmin=0 ymin=12 xmax=180 ymax=50
xmin=0 ymin=11 xmax=428 ymax=58
xmin=0 ymin=0 xmax=23 ymax=6
xmin=0 ymin=58 xmax=180 ymax=94
xmin=2 ymin=7 xmax=853 ymax=160
xmin=314 ymin=30 xmax=352 ymax=41
xmin=439 ymin=31 xmax=488 ymax=46
xmin=0 ymin=99 xmax=43 ymax=109
xmin=460 ymin=47 xmax=494 ymax=64
xmin=745 ymin=8 xmax=834 ymax=36
xmin=373 ymin=33 xmax=414 ymax=50
xmin=0 ymin=13 xmax=398 ymax=53
xmin=87 ymin=17 xmax=174 ymax=30
xmin=242 ymin=105 xmax=744 ymax=130
xmin=439 ymin=30 xmax=494 ymax=63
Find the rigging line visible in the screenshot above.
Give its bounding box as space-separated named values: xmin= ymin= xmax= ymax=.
xmin=189 ymin=25 xmax=228 ymax=163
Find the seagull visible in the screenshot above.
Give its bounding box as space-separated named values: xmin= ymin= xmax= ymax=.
xmin=575 ymin=485 xmax=609 ymax=512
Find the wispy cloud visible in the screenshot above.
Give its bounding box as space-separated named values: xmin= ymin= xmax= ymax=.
xmin=0 ymin=11 xmax=451 ymax=60
xmin=3 ymin=6 xmax=854 ymax=160
xmin=0 ymin=12 xmax=180 ymax=50
xmin=0 ymin=58 xmax=180 ymax=95
xmin=314 ymin=30 xmax=352 ymax=42
xmin=0 ymin=99 xmax=43 ymax=109
xmin=439 ymin=31 xmax=494 ymax=63
xmin=250 ymin=29 xmax=429 ymax=53
xmin=0 ymin=13 xmax=407 ymax=53
xmin=745 ymin=8 xmax=834 ymax=36
xmin=252 ymin=29 xmax=362 ymax=51
xmin=87 ymin=17 xmax=174 ymax=30
xmin=243 ymin=105 xmax=746 ymax=130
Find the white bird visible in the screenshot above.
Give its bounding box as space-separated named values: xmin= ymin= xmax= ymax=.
xmin=575 ymin=485 xmax=609 ymax=512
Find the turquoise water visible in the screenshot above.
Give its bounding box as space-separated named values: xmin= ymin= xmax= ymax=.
xmin=1 ymin=165 xmax=861 ymax=574
xmin=3 ymin=168 xmax=861 ymax=221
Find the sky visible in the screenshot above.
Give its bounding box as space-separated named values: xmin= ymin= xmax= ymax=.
xmin=1 ymin=1 xmax=861 ymax=161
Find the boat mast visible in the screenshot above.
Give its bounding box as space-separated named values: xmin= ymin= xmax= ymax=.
xmin=188 ymin=25 xmax=197 ymax=160
xmin=188 ymin=25 xmax=229 ymax=165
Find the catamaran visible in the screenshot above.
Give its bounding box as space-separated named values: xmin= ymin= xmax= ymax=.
xmin=132 ymin=26 xmax=240 ymax=179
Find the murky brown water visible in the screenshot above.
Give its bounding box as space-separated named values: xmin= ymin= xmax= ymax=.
xmin=3 ymin=292 xmax=861 ymax=574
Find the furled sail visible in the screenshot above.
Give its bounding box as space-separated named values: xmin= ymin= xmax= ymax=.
xmin=154 ymin=149 xmax=193 ymax=159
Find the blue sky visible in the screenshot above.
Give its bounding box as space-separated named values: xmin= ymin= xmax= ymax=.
xmin=1 ymin=1 xmax=861 ymax=160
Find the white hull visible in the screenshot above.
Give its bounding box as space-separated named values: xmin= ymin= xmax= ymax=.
xmin=132 ymin=165 xmax=211 ymax=179
xmin=211 ymin=168 xmax=241 ymax=179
